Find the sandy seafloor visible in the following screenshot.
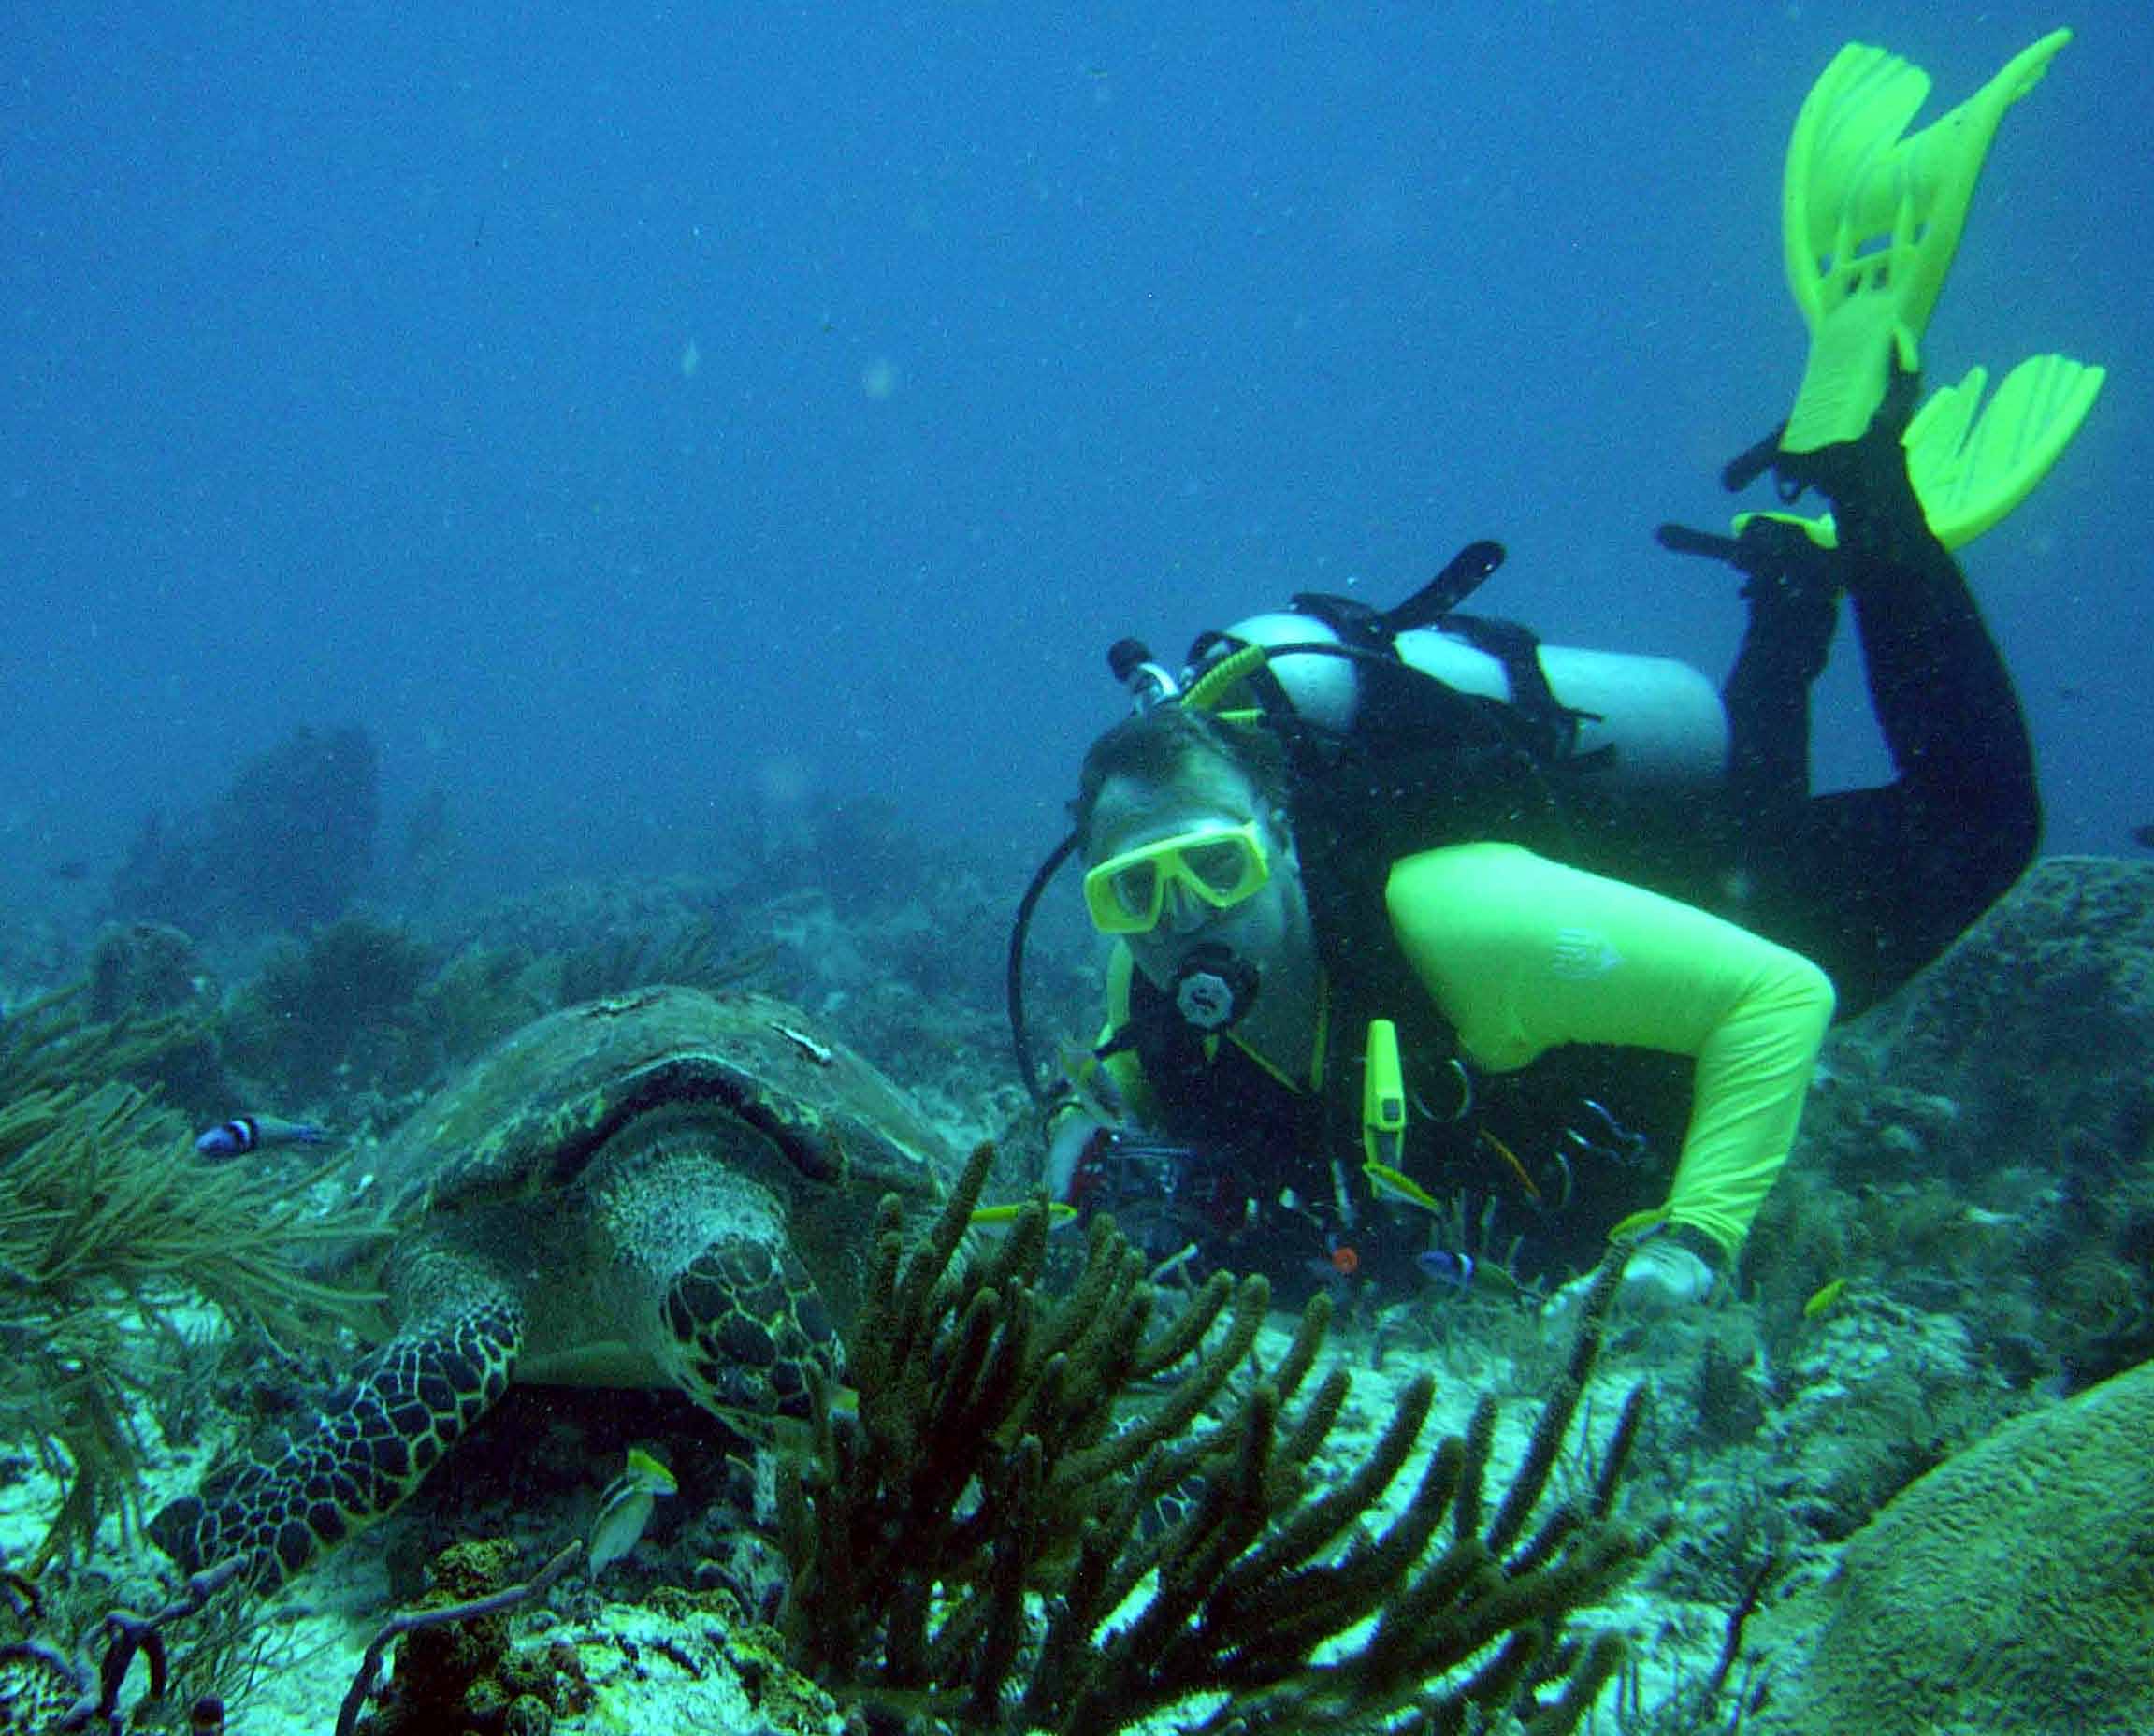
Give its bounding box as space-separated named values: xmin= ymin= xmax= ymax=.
xmin=0 ymin=1295 xmax=1750 ymax=1735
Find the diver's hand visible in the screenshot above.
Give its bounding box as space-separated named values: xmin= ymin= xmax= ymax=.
xmin=1544 ymin=1237 xmax=1718 ymax=1322
xmin=1045 ymin=1105 xmax=1109 ymax=1204
xmin=1617 ymin=1238 xmax=1717 ymax=1316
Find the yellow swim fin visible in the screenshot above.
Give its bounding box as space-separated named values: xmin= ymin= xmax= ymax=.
xmin=1901 ymin=354 xmax=2107 ymax=547
xmin=1737 ymin=352 xmax=2105 ymax=553
xmin=1780 ymin=29 xmax=2073 ymax=455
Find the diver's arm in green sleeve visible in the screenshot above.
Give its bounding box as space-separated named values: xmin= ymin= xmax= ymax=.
xmin=1093 ymin=942 xmax=1160 ymax=1125
xmin=1384 ymin=843 xmax=1837 ymax=1256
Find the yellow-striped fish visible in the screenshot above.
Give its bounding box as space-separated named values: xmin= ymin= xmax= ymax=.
xmin=968 ymin=1200 xmax=1079 ymax=1239
xmin=1363 ymin=1159 xmax=1443 ymax=1214
xmin=587 ymin=1446 xmax=676 ymax=1577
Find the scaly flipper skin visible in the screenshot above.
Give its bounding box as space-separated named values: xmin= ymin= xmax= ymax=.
xmin=151 ymin=1285 xmax=522 ymax=1584
xmin=150 ymin=1216 xmax=843 ymax=1585
xmin=660 ymin=1232 xmax=839 ymax=1424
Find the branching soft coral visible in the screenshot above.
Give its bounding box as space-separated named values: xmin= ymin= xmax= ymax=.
xmin=779 ymin=1141 xmax=1650 ymax=1734
xmin=0 ymin=1082 xmax=381 ymax=1566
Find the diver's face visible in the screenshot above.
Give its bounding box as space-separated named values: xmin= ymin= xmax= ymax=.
xmin=1084 ymin=758 xmax=1306 ymax=989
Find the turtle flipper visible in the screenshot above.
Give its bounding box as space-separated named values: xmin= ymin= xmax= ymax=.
xmin=659 ymin=1230 xmax=840 ymax=1426
xmin=151 ymin=1294 xmax=523 ymax=1585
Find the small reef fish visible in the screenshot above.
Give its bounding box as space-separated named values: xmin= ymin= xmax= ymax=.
xmin=1564 ymin=1099 xmax=1653 ymax=1171
xmin=1419 ymin=1250 xmax=1521 ymax=1296
xmin=194 ymin=1115 xmax=331 ymax=1158
xmin=586 ymin=1446 xmax=677 ymax=1578
xmin=1802 ymin=1277 xmax=1848 ymax=1320
xmin=1363 ymin=1158 xmax=1444 ymax=1214
xmin=968 ymin=1200 xmax=1079 ymax=1238
xmin=1481 ymin=1130 xmax=1548 ymax=1203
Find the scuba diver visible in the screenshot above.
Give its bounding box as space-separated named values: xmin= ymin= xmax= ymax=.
xmin=1006 ymin=32 xmax=2105 ymax=1310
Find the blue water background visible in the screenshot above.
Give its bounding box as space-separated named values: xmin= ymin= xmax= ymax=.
xmin=4 ymin=1 xmax=2147 ymax=911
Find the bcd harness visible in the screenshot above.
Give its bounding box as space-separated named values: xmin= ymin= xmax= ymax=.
xmin=1034 ymin=545 xmax=1679 ymax=1282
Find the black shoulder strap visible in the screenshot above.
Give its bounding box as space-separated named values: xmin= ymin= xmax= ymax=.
xmin=1284 ymin=589 xmax=1395 ymax=655
xmin=1284 ymin=539 xmax=1508 ymax=653
xmin=1438 ymin=613 xmax=1591 ymax=764
xmin=1297 ymin=827 xmax=1469 ymax=1132
xmin=1279 ymin=585 xmax=1594 ymax=776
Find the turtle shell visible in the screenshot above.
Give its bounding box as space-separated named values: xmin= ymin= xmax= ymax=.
xmin=369 ymin=985 xmax=952 ymax=1222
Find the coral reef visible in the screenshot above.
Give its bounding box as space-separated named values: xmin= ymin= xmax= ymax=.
xmin=1877 ymin=856 xmax=2154 ymax=1170
xmin=1754 ymin=1354 xmax=2154 ymax=1736
xmin=21 ymin=789 xmax=2154 ymax=1732
xmin=80 ymin=922 xmax=227 ymax=1117
xmin=439 ymin=876 xmax=739 ymax=967
xmin=83 ymin=921 xmax=210 ymax=1025
xmin=551 ymin=918 xmax=773 ymax=1008
xmin=0 ymin=1082 xmax=379 ymax=1568
xmin=1754 ymin=1296 xmax=2018 ymax=1541
xmin=1742 ymin=857 xmax=2154 ymax=1394
xmin=108 ymin=724 xmax=381 ymax=938
xmin=779 ymin=1142 xmax=1648 ymax=1734
xmin=753 ymin=793 xmax=929 ymax=920
xmin=398 ymin=787 xmax=461 ymax=913
xmin=340 ymin=1538 xmax=591 ymax=1736
xmin=0 ymin=1555 xmax=242 ymax=1735
xmin=222 ymin=913 xmax=435 ymax=1104
xmin=0 ymin=905 xmax=76 ymax=1005
xmin=0 ymin=978 xmax=220 ymax=1118
xmin=401 ymin=945 xmax=553 ymax=1083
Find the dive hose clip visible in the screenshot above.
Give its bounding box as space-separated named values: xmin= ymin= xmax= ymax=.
xmin=1361 ymin=1018 xmax=1409 ymax=1171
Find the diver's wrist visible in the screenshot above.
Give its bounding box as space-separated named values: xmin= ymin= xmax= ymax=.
xmin=1654 ymin=1222 xmax=1736 ymax=1300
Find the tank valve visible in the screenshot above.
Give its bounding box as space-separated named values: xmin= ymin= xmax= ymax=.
xmin=1106 ymin=637 xmax=1180 ymax=712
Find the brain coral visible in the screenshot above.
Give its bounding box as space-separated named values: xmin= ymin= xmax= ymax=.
xmin=1768 ymin=1354 xmax=2154 ymax=1735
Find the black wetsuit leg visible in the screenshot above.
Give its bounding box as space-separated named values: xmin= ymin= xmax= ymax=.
xmin=1718 ymin=411 xmax=2041 ymax=1019
xmin=1718 ymin=519 xmax=1843 ymax=826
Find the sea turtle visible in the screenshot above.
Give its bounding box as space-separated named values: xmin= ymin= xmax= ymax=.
xmin=151 ymin=985 xmax=952 ymax=1584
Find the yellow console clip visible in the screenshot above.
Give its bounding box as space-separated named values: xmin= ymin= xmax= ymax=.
xmin=1361 ymin=1018 xmax=1408 ymax=1173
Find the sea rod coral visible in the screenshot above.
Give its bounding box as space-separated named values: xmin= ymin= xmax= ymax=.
xmin=779 ymin=1140 xmax=1651 ymax=1734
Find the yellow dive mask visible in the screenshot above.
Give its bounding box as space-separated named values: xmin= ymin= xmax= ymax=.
xmin=1082 ymin=820 xmax=1270 ymax=934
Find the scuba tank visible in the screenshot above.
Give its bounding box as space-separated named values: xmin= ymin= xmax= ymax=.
xmin=1198 ymin=611 xmax=1727 ymax=797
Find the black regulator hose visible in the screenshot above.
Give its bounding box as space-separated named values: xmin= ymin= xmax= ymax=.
xmin=1007 ymin=829 xmax=1081 ymax=1112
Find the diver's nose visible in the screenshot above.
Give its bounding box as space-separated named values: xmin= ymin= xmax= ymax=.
xmin=1160 ymin=884 xmax=1210 ymax=936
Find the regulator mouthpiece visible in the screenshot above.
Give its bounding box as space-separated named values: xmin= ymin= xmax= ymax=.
xmin=1171 ymin=943 xmax=1259 ymax=1032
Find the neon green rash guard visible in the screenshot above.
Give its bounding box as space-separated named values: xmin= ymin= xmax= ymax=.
xmin=1385 ymin=842 xmax=1836 ymax=1255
